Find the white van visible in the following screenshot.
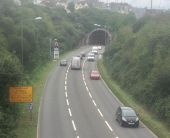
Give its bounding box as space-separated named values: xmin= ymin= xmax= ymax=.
xmin=71 ymin=56 xmax=81 ymax=70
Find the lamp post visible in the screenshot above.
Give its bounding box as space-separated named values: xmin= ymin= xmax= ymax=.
xmin=21 ymin=16 xmax=42 ymax=66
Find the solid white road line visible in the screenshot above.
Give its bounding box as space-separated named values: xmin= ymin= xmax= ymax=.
xmin=97 ymin=109 xmax=104 ymax=117
xmin=105 ymin=121 xmax=113 ymax=132
xmin=72 ymin=120 xmax=77 ymax=131
xmin=68 ymin=108 xmax=72 ymax=117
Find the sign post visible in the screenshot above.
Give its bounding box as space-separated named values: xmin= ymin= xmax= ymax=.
xmin=53 ymin=39 xmax=59 ymax=60
xmin=28 ymin=103 xmax=33 ymax=121
xmin=9 ymin=86 xmax=33 ymax=121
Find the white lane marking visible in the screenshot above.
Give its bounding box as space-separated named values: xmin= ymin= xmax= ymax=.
xmin=84 ymin=81 xmax=87 ymax=86
xmin=65 ymin=74 xmax=67 ymax=80
xmin=85 ymin=86 xmax=89 ymax=91
xmin=65 ymin=86 xmax=67 ymax=91
xmin=77 ymin=136 xmax=80 ymax=138
xmin=89 ymin=92 xmax=92 ymax=98
xmin=92 ymin=100 xmax=97 ymax=107
xmin=65 ymin=92 xmax=68 ymax=98
xmin=97 ymin=109 xmax=103 ymax=117
xmin=65 ymin=80 xmax=67 ymax=85
xmin=68 ymin=108 xmax=72 ymax=117
xmin=105 ymin=121 xmax=113 ymax=132
xmin=82 ymin=57 xmax=120 ymax=138
xmin=66 ymin=99 xmax=69 ymax=106
xmin=72 ymin=120 xmax=77 ymax=131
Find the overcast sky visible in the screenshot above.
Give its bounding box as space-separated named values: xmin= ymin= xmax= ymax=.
xmin=99 ymin=0 xmax=170 ymax=9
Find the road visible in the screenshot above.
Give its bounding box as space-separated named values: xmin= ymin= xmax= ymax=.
xmin=38 ymin=46 xmax=158 ymax=138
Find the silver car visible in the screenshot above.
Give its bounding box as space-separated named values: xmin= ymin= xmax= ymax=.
xmin=60 ymin=60 xmax=67 ymax=66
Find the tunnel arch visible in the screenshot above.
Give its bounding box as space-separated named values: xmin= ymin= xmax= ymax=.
xmin=86 ymin=29 xmax=111 ymax=46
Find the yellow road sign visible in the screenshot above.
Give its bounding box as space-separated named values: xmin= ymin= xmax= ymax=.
xmin=9 ymin=86 xmax=32 ymax=103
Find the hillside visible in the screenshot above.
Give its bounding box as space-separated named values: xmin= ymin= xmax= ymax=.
xmin=104 ymin=13 xmax=170 ymax=126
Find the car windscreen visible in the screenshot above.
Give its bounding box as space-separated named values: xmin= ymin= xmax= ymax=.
xmin=122 ymin=109 xmax=136 ymax=117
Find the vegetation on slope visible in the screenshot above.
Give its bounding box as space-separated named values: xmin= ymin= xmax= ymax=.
xmin=104 ymin=13 xmax=170 ymax=127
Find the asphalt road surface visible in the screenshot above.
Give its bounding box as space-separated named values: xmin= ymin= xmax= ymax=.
xmin=38 ymin=46 xmax=158 ymax=138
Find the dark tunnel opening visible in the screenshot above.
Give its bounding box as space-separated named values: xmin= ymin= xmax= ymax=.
xmin=88 ymin=30 xmax=109 ymax=46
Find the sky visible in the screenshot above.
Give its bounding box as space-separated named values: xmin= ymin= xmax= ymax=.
xmin=99 ymin=0 xmax=170 ymax=9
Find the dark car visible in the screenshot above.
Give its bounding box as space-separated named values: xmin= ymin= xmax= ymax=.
xmin=60 ymin=60 xmax=67 ymax=66
xmin=116 ymin=106 xmax=139 ymax=127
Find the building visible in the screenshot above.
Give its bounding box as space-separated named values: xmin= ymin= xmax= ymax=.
xmin=110 ymin=2 xmax=132 ymax=14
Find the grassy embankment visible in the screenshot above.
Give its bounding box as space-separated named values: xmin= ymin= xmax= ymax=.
xmin=98 ymin=60 xmax=170 ymax=138
xmin=15 ymin=60 xmax=57 ymax=138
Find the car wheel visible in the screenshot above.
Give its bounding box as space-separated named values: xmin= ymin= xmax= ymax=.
xmin=119 ymin=120 xmax=123 ymax=126
xmin=135 ymin=122 xmax=139 ymax=128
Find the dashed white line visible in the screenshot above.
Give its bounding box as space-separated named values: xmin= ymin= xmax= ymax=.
xmin=72 ymin=120 xmax=77 ymax=131
xmin=92 ymin=100 xmax=97 ymax=107
xmin=65 ymin=92 xmax=68 ymax=98
xmin=97 ymin=109 xmax=103 ymax=117
xmin=77 ymin=136 xmax=80 ymax=138
xmin=81 ymin=58 xmax=119 ymax=138
xmin=66 ymin=99 xmax=69 ymax=106
xmin=105 ymin=121 xmax=113 ymax=132
xmin=68 ymin=108 xmax=72 ymax=117
xmin=89 ymin=92 xmax=92 ymax=98
xmin=84 ymin=81 xmax=87 ymax=86
xmin=65 ymin=86 xmax=67 ymax=91
xmin=65 ymin=80 xmax=67 ymax=85
xmin=86 ymin=87 xmax=89 ymax=92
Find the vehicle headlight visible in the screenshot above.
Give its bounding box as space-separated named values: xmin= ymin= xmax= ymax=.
xmin=136 ymin=117 xmax=139 ymax=121
xmin=122 ymin=117 xmax=127 ymax=122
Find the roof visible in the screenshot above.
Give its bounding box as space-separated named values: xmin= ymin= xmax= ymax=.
xmin=120 ymin=106 xmax=133 ymax=110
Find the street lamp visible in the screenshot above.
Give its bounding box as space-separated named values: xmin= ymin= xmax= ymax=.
xmin=21 ymin=16 xmax=42 ymax=65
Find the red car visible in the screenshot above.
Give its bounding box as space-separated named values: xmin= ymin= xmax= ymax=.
xmin=90 ymin=70 xmax=100 ymax=80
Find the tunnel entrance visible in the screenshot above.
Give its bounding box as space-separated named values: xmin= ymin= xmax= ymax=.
xmin=87 ymin=29 xmax=111 ymax=46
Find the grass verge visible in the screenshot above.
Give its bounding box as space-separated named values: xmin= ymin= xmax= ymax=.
xmin=15 ymin=60 xmax=57 ymax=138
xmin=97 ymin=59 xmax=170 ymax=138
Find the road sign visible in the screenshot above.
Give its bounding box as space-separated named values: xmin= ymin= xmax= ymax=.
xmin=9 ymin=86 xmax=33 ymax=103
xmin=54 ymin=50 xmax=59 ymax=59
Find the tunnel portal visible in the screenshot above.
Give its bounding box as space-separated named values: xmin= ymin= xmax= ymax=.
xmin=87 ymin=29 xmax=111 ymax=46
